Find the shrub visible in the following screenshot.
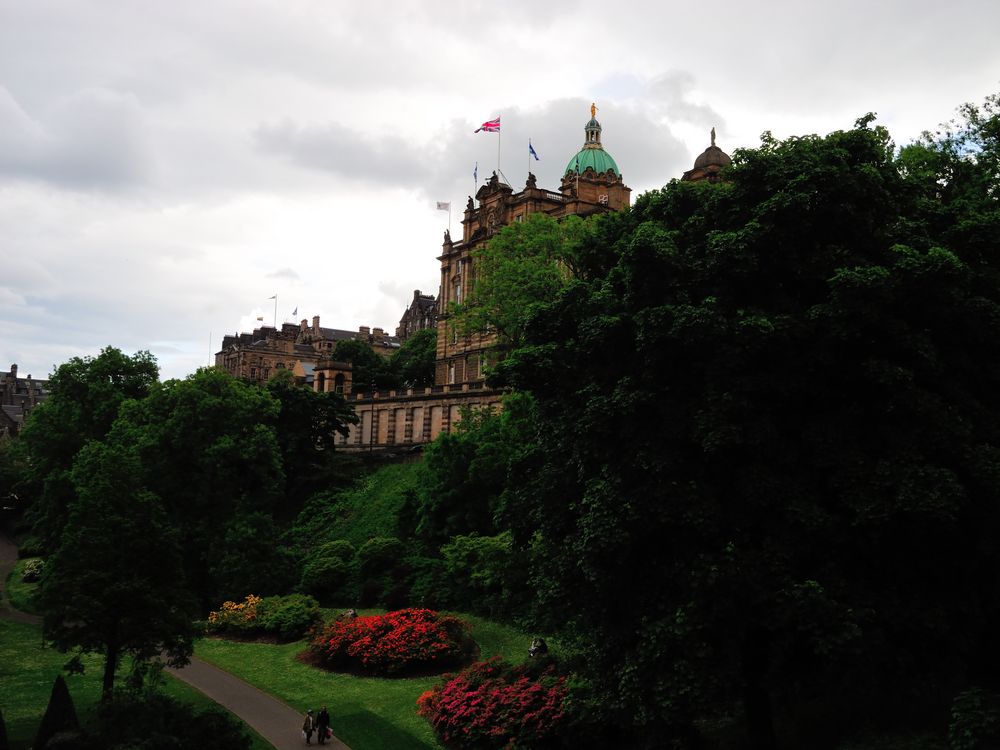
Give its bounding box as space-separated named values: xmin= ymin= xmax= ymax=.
xmin=949 ymin=688 xmax=1000 ymax=750
xmin=308 ymin=608 xmax=475 ymax=676
xmin=34 ymin=675 xmax=80 ymax=750
xmin=418 ymin=657 xmax=568 ymax=748
xmin=206 ymin=594 xmax=321 ymax=641
xmin=314 ymin=539 xmax=356 ymax=562
xmin=357 ymin=536 xmax=404 ymax=577
xmin=95 ymin=691 xmax=250 ymax=750
xmin=300 ymin=556 xmax=354 ymax=604
xmin=256 ymin=594 xmax=322 ymax=641
xmin=21 ymin=558 xmax=44 ymax=582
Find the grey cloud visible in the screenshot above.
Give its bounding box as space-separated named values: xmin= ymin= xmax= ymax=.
xmin=0 ymin=87 xmax=154 ymax=189
xmin=255 ymin=95 xmax=693 ymax=201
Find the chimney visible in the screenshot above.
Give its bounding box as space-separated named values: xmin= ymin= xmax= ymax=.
xmin=313 ymin=315 xmax=320 ymax=335
xmin=10 ymin=364 xmax=16 ymax=379
xmin=359 ymin=326 xmax=371 ymax=337
xmin=300 ymin=318 xmax=308 ymax=332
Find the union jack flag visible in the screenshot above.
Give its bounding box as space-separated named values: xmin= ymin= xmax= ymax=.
xmin=475 ymin=116 xmax=500 ymax=133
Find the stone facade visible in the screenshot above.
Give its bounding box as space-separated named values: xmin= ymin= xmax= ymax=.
xmin=682 ymin=128 xmax=732 ymax=183
xmin=215 ymin=315 xmax=400 ymax=386
xmin=396 ymin=290 xmax=438 ymax=341
xmin=1 ymin=364 xmax=48 ymax=437
xmin=435 ymin=112 xmax=630 ymax=388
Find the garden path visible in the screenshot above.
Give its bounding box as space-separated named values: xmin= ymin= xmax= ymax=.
xmin=0 ymin=530 xmax=41 ymax=625
xmin=0 ymin=531 xmax=350 ymax=750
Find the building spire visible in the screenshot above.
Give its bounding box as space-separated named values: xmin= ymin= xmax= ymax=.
xmin=711 ymin=126 xmax=716 ymax=147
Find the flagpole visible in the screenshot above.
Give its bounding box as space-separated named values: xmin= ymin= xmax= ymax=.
xmin=497 ymin=122 xmax=501 ymax=179
xmin=273 ymin=295 xmax=277 ymax=328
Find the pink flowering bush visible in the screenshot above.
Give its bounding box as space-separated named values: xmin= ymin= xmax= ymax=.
xmin=307 ymin=608 xmax=475 ymax=676
xmin=417 ymin=657 xmax=568 ymax=748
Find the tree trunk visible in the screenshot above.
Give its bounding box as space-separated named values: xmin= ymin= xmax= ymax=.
xmin=742 ymin=626 xmax=777 ymax=750
xmin=101 ymin=641 xmax=119 ymax=701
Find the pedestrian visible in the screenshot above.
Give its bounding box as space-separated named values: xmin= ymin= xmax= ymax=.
xmin=316 ymin=705 xmax=331 ymax=745
xmin=302 ymin=709 xmax=315 ymax=745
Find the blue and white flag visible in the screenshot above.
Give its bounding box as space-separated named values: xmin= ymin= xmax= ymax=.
xmin=529 ymin=141 xmax=539 ymax=161
xmin=473 ymin=162 xmax=478 ymax=182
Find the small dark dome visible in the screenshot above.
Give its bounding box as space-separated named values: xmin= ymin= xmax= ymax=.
xmin=693 ymin=144 xmax=732 ymax=169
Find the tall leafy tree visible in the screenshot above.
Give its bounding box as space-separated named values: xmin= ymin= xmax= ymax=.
xmin=38 ymin=441 xmax=195 ymax=699
xmin=333 ymin=338 xmax=398 ymax=392
xmin=265 ymin=368 xmax=357 ymax=503
xmin=107 ymin=368 xmax=283 ymax=605
xmin=450 ymin=213 xmax=594 ymax=352
xmin=390 ymin=328 xmax=438 ymax=388
xmin=494 ymin=104 xmax=1000 ymax=747
xmin=18 ymin=347 xmax=158 ymax=550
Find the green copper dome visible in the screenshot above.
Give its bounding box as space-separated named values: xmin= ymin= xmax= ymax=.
xmin=564 ymin=110 xmax=620 ymax=177
xmin=565 ymin=147 xmax=620 ymax=176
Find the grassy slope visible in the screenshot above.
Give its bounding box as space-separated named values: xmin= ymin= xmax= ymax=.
xmin=304 ymin=463 xmax=420 ymax=548
xmin=195 ymin=610 xmax=543 ymax=750
xmin=5 ymin=558 xmax=40 ymax=614
xmin=0 ymin=619 xmax=273 ymax=750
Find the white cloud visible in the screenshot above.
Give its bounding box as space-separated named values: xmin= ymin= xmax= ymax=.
xmin=0 ymin=0 xmax=998 ymax=379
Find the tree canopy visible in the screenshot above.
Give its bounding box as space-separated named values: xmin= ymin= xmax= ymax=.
xmin=490 ymin=99 xmax=1000 ymax=747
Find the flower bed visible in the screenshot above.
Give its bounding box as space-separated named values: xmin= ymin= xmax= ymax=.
xmin=206 ymin=593 xmax=322 ymax=641
xmin=417 ymin=657 xmax=568 ymax=748
xmin=307 ymin=608 xmax=475 ymax=676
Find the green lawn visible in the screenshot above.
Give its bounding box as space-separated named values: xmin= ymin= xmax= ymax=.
xmin=194 ymin=609 xmax=545 ymax=750
xmin=5 ymin=558 xmax=41 ymax=614
xmin=0 ymin=619 xmax=273 ymax=750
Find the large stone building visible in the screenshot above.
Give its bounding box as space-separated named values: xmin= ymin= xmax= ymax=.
xmin=395 ymin=290 xmax=438 ymax=341
xmin=334 ymin=107 xmax=641 ymax=450
xmin=215 ymin=316 xmax=399 ymax=386
xmin=435 ymin=107 xmax=630 ymax=387
xmin=1 ymin=364 xmax=48 ymax=437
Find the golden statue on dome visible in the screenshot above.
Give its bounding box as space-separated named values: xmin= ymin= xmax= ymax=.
xmin=591 ymin=102 xmax=598 ymax=119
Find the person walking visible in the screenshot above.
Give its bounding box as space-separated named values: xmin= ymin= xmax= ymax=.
xmin=302 ymin=709 xmax=315 ymax=745
xmin=316 ymin=705 xmax=330 ymax=745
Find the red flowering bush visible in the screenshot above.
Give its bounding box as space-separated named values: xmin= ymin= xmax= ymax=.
xmin=308 ymin=608 xmax=475 ymax=676
xmin=417 ymin=657 xmax=568 ymax=748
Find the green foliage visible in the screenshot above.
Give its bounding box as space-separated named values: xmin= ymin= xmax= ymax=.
xmin=451 ymin=212 xmax=594 ymax=351
xmin=300 ymin=556 xmax=355 ymax=605
xmin=390 ymin=328 xmax=438 ymax=389
xmin=293 ymin=462 xmax=420 ymax=550
xmin=490 ymin=98 xmax=1000 ymax=745
xmin=33 ymin=675 xmax=79 ymax=750
xmin=92 ymin=691 xmax=251 ymax=750
xmin=207 ymin=593 xmax=322 ymax=641
xmin=411 ymin=395 xmax=535 ymax=549
xmin=315 ymin=539 xmax=356 ymax=562
xmin=210 ymin=513 xmax=297 ymax=602
xmin=265 ymin=369 xmax=357 ymax=503
xmin=949 ymin=689 xmax=1000 ymax=750
xmin=256 ymin=594 xmax=323 ymax=641
xmin=440 ymin=532 xmax=514 ymax=614
xmin=18 ymin=347 xmax=158 ymax=551
xmin=107 ymin=367 xmax=284 ymax=605
xmin=357 ymin=536 xmax=403 ymax=577
xmin=333 ymin=339 xmax=398 ymax=392
xmin=38 ymin=441 xmax=197 ymax=698
xmin=20 ymin=558 xmax=43 ymax=582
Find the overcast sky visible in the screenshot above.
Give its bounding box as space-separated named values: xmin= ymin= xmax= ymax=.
xmin=2 ymin=0 xmax=998 ymax=380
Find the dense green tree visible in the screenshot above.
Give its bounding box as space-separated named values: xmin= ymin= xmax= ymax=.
xmin=265 ymin=368 xmax=357 ymax=502
xmin=106 ymin=367 xmax=283 ymax=605
xmin=18 ymin=347 xmax=158 ymax=550
xmin=38 ymin=442 xmax=196 ymax=699
xmin=450 ymin=212 xmax=594 ymax=351
xmin=410 ymin=395 xmax=534 ymax=549
xmin=493 ymin=103 xmax=1000 ymax=747
xmin=390 ymin=328 xmax=438 ymax=388
xmin=333 ymin=338 xmax=398 ymax=392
